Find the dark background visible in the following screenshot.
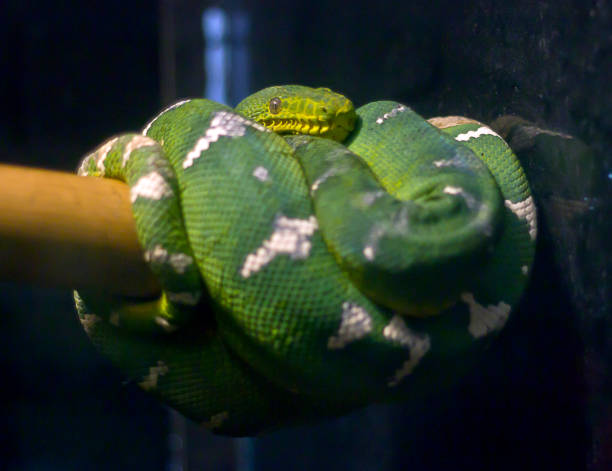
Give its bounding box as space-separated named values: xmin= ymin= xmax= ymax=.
xmin=0 ymin=0 xmax=610 ymax=469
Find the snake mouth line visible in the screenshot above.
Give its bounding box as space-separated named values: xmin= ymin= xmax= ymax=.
xmin=261 ymin=117 xmax=355 ymax=142
xmin=262 ymin=118 xmax=332 ymax=136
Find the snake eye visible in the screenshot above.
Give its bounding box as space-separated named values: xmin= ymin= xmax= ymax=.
xmin=269 ymin=97 xmax=282 ymax=114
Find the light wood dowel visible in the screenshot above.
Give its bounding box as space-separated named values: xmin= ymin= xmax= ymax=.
xmin=0 ymin=163 xmax=160 ymax=297
xmin=0 ymin=119 xmax=481 ymax=298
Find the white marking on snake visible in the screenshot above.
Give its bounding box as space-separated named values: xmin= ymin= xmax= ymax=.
xmin=130 ymin=171 xmax=172 ymax=203
xmin=155 ymin=316 xmax=179 ymax=333
xmin=144 ymin=245 xmax=168 ymax=263
xmin=183 ymin=111 xmax=269 ymax=169
xmin=363 ymin=225 xmax=386 ymax=262
xmin=327 ymin=302 xmax=373 ymax=349
xmin=77 ymin=155 xmax=94 ymax=176
xmin=522 ymin=265 xmax=529 ymax=275
xmin=253 ymin=166 xmax=269 ymax=182
xmin=94 ymin=137 xmax=119 ymax=175
xmin=384 ymin=316 xmax=431 ymax=386
xmin=461 ymin=292 xmax=511 ymax=338
xmin=433 ymin=159 xmax=455 ymax=167
xmin=145 ymin=246 xmax=194 ymax=274
xmin=167 ymin=291 xmax=200 ymax=306
xmin=168 ymin=253 xmax=194 ymax=274
xmin=454 ymin=126 xmax=501 ymax=142
xmin=504 ymin=196 xmax=537 ymax=240
xmin=362 ymin=190 xmax=385 ymax=206
xmin=443 ymin=185 xmax=479 ymax=210
xmin=443 ymin=185 xmax=463 ymax=195
xmin=142 ymin=99 xmax=191 ymax=136
xmin=240 ymin=215 xmax=318 ymax=277
xmin=310 ymin=168 xmax=338 ymax=193
xmin=204 ymin=411 xmax=229 ymax=429
xmin=80 ymin=314 xmax=101 ymax=333
xmin=122 ymin=135 xmax=157 ymax=167
xmin=139 ymin=360 xmax=169 ymax=390
xmin=376 ymin=104 xmax=407 ymax=124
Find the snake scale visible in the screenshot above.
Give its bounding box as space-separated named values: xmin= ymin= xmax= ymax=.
xmin=75 ymin=85 xmax=536 ymax=436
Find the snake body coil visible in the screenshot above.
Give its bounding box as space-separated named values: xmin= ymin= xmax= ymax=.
xmin=75 ymin=85 xmax=536 ymax=435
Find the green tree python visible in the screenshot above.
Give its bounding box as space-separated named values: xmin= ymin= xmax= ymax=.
xmin=74 ymin=85 xmax=537 ymax=436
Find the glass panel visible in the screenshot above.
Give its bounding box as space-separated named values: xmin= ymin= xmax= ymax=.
xmin=1 ymin=0 xmax=609 ymax=469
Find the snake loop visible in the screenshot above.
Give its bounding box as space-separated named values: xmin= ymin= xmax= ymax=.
xmin=75 ymin=85 xmax=536 ymax=435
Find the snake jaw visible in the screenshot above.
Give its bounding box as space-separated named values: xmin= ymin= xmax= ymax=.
xmin=328 ymin=107 xmax=357 ymax=142
xmin=258 ymin=114 xmax=354 ymax=142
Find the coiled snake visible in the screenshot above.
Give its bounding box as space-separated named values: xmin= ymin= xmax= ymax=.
xmin=75 ymin=85 xmax=536 ymax=436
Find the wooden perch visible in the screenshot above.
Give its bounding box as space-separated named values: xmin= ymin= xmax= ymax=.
xmin=0 ymin=163 xmax=160 ymax=297
xmin=0 ymin=118 xmax=480 ymax=298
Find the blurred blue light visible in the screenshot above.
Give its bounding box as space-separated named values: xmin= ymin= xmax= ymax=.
xmin=203 ymin=7 xmax=228 ymax=104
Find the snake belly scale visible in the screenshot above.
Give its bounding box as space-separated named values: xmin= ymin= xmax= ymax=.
xmin=75 ymin=85 xmax=536 ymax=435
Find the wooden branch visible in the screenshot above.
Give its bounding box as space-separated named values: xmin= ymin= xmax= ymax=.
xmin=0 ymin=163 xmax=160 ymax=297
xmin=0 ymin=119 xmax=480 ymax=298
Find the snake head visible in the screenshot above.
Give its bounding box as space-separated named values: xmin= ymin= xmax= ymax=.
xmin=235 ymin=85 xmax=356 ymax=142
